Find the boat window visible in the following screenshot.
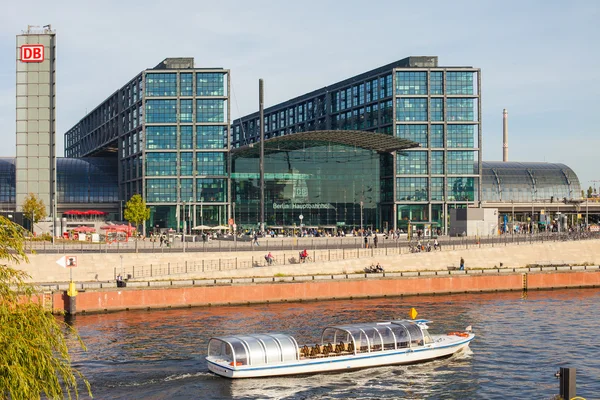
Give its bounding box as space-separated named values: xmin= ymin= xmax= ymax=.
xmin=270 ymin=334 xmax=299 ymax=362
xmin=208 ymin=339 xmax=233 ymax=363
xmin=423 ymin=330 xmax=433 ymax=344
xmin=404 ymin=323 xmax=424 ymax=346
xmin=237 ymin=335 xmax=267 ymax=366
xmin=379 ymin=326 xmax=398 ymax=350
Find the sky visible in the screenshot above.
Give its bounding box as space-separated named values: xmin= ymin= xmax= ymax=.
xmin=0 ymin=0 xmax=598 ymax=190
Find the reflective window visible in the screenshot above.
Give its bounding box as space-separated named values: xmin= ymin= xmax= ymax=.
xmin=396 ymin=98 xmax=427 ymax=121
xmin=397 ymin=151 xmax=428 ymax=175
xmin=145 ymin=126 xmax=177 ymax=149
xmin=447 ymin=98 xmax=475 ymax=121
xmin=395 ymin=71 xmax=427 ymax=95
xmin=0 ymin=158 xmax=15 ymax=204
xmin=145 ymin=152 xmax=177 ymax=176
xmin=57 ymin=158 xmax=118 ymax=203
xmin=196 ymin=100 xmax=226 ymax=123
xmin=196 ymin=73 xmax=225 ymax=96
xmin=396 ymin=125 xmax=427 ymax=147
xmin=447 ymin=151 xmax=476 ymax=174
xmin=446 ymin=71 xmax=474 ymax=95
xmin=181 ymin=126 xmax=193 ymax=149
xmin=180 ymin=73 xmax=193 ymax=96
xmin=181 ymin=178 xmax=193 ymax=202
xmin=180 ymin=152 xmax=193 ymax=176
xmin=431 ymin=151 xmax=444 ymax=174
xmin=197 ymin=126 xmax=226 ymax=149
xmin=430 ymin=72 xmax=443 ymax=95
xmin=145 ymin=73 xmax=177 ymax=97
xmin=397 ymin=204 xmax=429 ymax=223
xmin=180 ymin=100 xmax=193 ymax=123
xmin=146 ymin=179 xmax=177 ymax=202
xmin=447 ymin=125 xmax=476 ymax=148
xmin=197 ymin=178 xmax=227 ymax=202
xmin=430 ymin=125 xmax=444 ymax=148
xmin=431 ymin=98 xmax=444 ymax=122
xmin=447 ymin=177 xmax=478 ymax=201
xmin=431 ymin=177 xmax=445 ymax=201
xmin=145 ymin=100 xmax=177 ymax=123
xmin=396 ymin=177 xmax=428 ymax=201
xmin=196 ymin=152 xmax=226 ymax=175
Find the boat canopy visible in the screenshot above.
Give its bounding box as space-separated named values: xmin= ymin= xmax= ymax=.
xmin=208 ymin=334 xmax=299 ymax=366
xmin=321 ymin=320 xmax=426 ymax=352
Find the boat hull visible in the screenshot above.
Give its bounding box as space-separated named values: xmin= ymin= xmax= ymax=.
xmin=207 ymin=335 xmax=473 ymax=378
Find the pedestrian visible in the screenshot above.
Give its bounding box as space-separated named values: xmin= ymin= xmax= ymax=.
xmin=460 ymin=257 xmax=465 ymax=270
xmin=364 ymin=236 xmax=368 ymax=249
xmin=373 ymin=234 xmax=378 ymax=248
xmin=253 ymin=233 xmax=260 ymax=246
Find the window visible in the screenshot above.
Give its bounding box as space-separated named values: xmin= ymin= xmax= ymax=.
xmin=430 ymin=72 xmax=443 ymax=95
xmin=447 ymin=177 xmax=478 ymax=201
xmin=431 ymin=98 xmax=444 ymax=122
xmin=397 ymin=151 xmax=428 ymax=175
xmin=145 ymin=100 xmax=177 ymax=123
xmin=396 ymin=177 xmax=428 ymax=201
xmin=447 ymin=151 xmax=476 ymax=174
xmin=196 ymin=73 xmax=225 ymax=96
xmin=447 ymin=125 xmax=476 ymax=148
xmin=446 ymin=72 xmax=474 ymax=95
xmin=396 ymin=98 xmax=427 ymax=121
xmin=145 ymin=179 xmax=177 ymax=202
xmin=180 ymin=73 xmax=193 ymax=96
xmin=180 ymin=152 xmax=193 ymax=176
xmin=180 ymin=178 xmax=193 ymax=201
xmin=181 ymin=126 xmax=193 ymax=149
xmin=447 ymin=98 xmax=475 ymax=121
xmin=431 ymin=177 xmax=444 ymax=201
xmin=145 ymin=126 xmax=177 ymax=149
xmin=197 ymin=126 xmax=226 ymax=149
xmin=180 ymin=100 xmax=193 ymax=123
xmin=396 ymin=125 xmax=427 ymax=147
xmin=145 ymin=73 xmax=177 ymax=97
xmin=196 ymin=100 xmax=226 ymax=122
xmin=197 ymin=178 xmax=227 ymax=202
xmin=145 ymin=153 xmax=177 ymax=176
xmin=196 ymin=152 xmax=226 ymax=175
xmin=430 ymin=125 xmax=444 ymax=148
xmin=431 ymin=151 xmax=444 ymax=174
xmin=395 ymin=72 xmax=427 ymax=95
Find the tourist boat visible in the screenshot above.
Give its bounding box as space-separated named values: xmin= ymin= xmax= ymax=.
xmin=206 ymin=318 xmax=474 ymax=378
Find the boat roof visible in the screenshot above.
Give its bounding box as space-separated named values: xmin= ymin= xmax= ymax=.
xmin=327 ymin=319 xmax=431 ymax=331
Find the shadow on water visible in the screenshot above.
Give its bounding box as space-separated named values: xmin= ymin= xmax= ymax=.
xmin=67 ymin=288 xmax=600 ymax=399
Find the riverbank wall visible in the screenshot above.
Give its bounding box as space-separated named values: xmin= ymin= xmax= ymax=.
xmin=17 ymin=238 xmax=600 ymax=283
xmin=48 ymin=268 xmax=600 ymax=314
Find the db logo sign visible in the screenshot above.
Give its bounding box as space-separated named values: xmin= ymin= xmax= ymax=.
xmin=20 ymin=44 xmax=44 ymax=62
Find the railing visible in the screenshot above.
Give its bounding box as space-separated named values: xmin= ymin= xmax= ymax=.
xmin=108 ymin=231 xmax=600 ymax=280
xmin=23 ymin=231 xmax=600 ymax=255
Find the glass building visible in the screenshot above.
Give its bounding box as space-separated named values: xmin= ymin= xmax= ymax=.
xmin=231 ymin=131 xmax=417 ymax=231
xmin=233 ymin=57 xmax=481 ymax=232
xmin=64 ymin=58 xmax=230 ymax=230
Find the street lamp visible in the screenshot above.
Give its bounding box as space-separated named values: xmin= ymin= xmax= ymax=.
xmin=360 ymin=201 xmax=364 ymax=231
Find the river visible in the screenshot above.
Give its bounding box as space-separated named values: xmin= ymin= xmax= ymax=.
xmin=67 ymin=288 xmax=600 ymax=399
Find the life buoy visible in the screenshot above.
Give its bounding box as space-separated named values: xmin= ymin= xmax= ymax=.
xmin=448 ymin=332 xmax=469 ymax=338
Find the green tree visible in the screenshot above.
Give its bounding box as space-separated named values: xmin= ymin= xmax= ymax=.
xmin=22 ymin=193 xmax=47 ymax=232
xmin=124 ymin=194 xmax=150 ymax=235
xmin=587 ymin=186 xmax=594 ymax=198
xmin=0 ymin=216 xmax=92 ymax=399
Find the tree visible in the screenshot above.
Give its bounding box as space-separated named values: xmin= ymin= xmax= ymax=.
xmin=0 ymin=216 xmax=92 ymax=399
xmin=124 ymin=194 xmax=150 ymax=235
xmin=22 ymin=193 xmax=47 ymax=232
xmin=587 ymin=186 xmax=594 ymax=199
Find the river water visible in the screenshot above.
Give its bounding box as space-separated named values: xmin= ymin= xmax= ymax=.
xmin=68 ymin=288 xmax=600 ymax=399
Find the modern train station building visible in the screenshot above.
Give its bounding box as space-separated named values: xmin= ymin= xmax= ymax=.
xmin=4 ymin=26 xmax=588 ymax=235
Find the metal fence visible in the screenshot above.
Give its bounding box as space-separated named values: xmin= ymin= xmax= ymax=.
xmin=112 ymin=231 xmax=600 ymax=280
xmin=26 ymin=230 xmax=600 ymax=255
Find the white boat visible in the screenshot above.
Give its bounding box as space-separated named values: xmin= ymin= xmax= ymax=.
xmin=206 ymin=318 xmax=474 ymax=378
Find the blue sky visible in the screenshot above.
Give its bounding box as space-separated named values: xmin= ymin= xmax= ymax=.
xmin=0 ymin=0 xmax=598 ymax=190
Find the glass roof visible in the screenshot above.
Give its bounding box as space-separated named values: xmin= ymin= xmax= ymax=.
xmin=232 ymin=130 xmax=419 ymax=158
xmin=481 ymin=161 xmax=581 ymax=202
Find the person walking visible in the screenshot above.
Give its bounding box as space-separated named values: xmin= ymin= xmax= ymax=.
xmin=253 ymin=233 xmax=260 ymax=246
xmin=460 ymin=257 xmax=465 ymax=270
xmin=364 ymin=236 xmax=368 ymax=249
xmin=373 ymin=234 xmax=378 ymax=248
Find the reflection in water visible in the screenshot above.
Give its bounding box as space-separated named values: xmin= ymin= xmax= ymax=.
xmin=69 ymin=289 xmax=600 ymax=399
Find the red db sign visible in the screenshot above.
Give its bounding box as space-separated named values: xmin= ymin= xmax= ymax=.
xmin=20 ymin=45 xmax=44 ymax=62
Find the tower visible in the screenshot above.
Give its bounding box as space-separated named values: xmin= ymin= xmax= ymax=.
xmin=15 ymin=25 xmax=56 ymax=218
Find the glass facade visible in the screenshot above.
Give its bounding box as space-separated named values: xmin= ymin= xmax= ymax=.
xmin=0 ymin=158 xmax=16 ymax=207
xmin=232 ymin=144 xmax=381 ymax=230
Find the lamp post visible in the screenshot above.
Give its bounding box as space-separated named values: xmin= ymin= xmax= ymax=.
xmin=511 ymin=200 xmax=515 ymax=234
xmin=360 ymin=201 xmax=364 ymax=231
xmin=182 ymin=201 xmax=186 ymax=253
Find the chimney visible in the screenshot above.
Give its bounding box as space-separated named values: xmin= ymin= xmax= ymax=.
xmin=502 ymin=109 xmax=508 ymax=162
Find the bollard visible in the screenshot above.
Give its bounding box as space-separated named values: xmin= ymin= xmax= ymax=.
xmin=66 ymin=281 xmax=78 ymax=315
xmin=556 ymin=367 xmax=576 ymax=400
